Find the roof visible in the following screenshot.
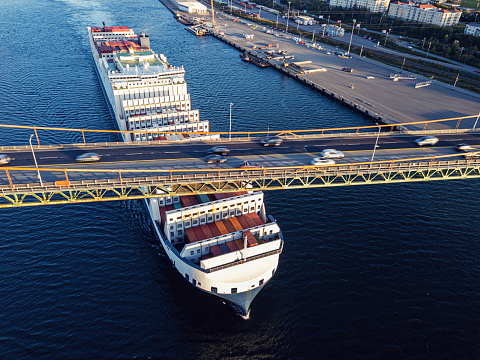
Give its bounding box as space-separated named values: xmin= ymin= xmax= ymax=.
xmin=467 ymin=22 xmax=480 ymax=28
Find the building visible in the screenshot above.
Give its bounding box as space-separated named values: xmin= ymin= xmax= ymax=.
xmin=464 ymin=23 xmax=480 ymax=37
xmin=329 ymin=0 xmax=390 ymax=13
xmin=388 ymin=1 xmax=461 ymax=26
xmin=322 ymin=24 xmax=345 ymax=36
xmin=174 ymin=0 xmax=209 ymax=14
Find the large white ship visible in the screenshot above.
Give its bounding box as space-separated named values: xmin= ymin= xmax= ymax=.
xmin=88 ymin=25 xmax=283 ymax=317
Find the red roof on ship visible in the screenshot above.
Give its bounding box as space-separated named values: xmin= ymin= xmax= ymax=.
xmin=91 ymin=26 xmax=131 ymax=33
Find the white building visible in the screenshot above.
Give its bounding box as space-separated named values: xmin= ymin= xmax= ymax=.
xmin=329 ymin=0 xmax=390 ymax=13
xmin=174 ymin=0 xmax=209 ymax=14
xmin=322 ymin=24 xmax=345 ymax=37
xmin=464 ymin=23 xmax=480 ymax=37
xmin=388 ymin=1 xmax=461 ymax=26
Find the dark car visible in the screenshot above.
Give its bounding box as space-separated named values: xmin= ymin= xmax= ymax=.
xmin=260 ymin=136 xmax=283 ymax=147
xmin=205 ymin=154 xmax=227 ymax=163
xmin=207 ymin=146 xmax=230 ymax=156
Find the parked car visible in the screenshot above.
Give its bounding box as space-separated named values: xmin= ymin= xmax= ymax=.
xmin=0 ymin=154 xmax=11 ymax=165
xmin=311 ymin=158 xmax=335 ymax=166
xmin=260 ymin=136 xmax=283 ymax=146
xmin=455 ymin=143 xmax=475 ymax=152
xmin=205 ymin=154 xmax=227 ymax=163
xmin=207 ymin=146 xmax=230 ymax=155
xmin=414 ymin=136 xmax=439 ymax=146
xmin=75 ymin=153 xmax=100 ymax=162
xmin=320 ymin=149 xmax=344 ymax=159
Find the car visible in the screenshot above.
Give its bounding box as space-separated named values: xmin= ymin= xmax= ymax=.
xmin=414 ymin=136 xmax=439 ymax=146
xmin=366 ymin=76 xmax=375 ymax=79
xmin=342 ymin=67 xmax=353 ymax=73
xmin=463 ymin=151 xmax=480 ymax=160
xmin=75 ymin=153 xmax=100 ymax=162
xmin=455 ymin=143 xmax=475 ymax=152
xmin=205 ymin=154 xmax=227 ymax=163
xmin=0 ymin=154 xmax=11 ymax=165
xmin=407 ymin=46 xmax=412 ymax=49
xmin=238 ymin=160 xmax=259 ymax=168
xmin=260 ymin=136 xmax=283 ymax=146
xmin=320 ymin=149 xmax=344 ymax=159
xmin=310 ymin=158 xmax=335 ymax=166
xmin=207 ymin=146 xmax=230 ymax=155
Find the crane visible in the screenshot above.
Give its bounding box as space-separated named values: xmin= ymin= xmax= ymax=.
xmin=210 ymin=0 xmax=216 ymax=28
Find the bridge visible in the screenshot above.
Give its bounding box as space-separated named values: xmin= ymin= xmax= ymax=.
xmin=1 ymin=115 xmax=480 ymax=208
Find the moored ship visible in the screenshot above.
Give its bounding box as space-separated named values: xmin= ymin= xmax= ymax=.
xmin=88 ymin=25 xmax=283 ymax=317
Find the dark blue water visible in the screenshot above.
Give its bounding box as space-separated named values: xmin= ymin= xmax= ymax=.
xmin=1 ymin=0 xmax=479 ymax=359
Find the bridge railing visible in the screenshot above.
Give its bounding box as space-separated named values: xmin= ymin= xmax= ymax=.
xmin=1 ymin=114 xmax=479 ymax=148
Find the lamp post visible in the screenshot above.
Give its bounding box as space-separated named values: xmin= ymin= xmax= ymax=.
xmin=383 ymin=28 xmax=390 ymax=47
xmin=286 ymin=2 xmax=291 ymax=33
xmin=229 ymin=102 xmax=233 ymax=141
xmin=347 ymin=19 xmax=356 ymax=55
xmin=29 ymin=134 xmax=43 ymax=187
xmin=426 ymin=41 xmax=432 ymax=58
xmin=370 ymin=123 xmax=381 ymax=163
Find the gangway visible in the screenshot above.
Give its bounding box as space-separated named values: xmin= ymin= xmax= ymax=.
xmin=390 ymin=74 xmax=417 ymax=81
xmin=415 ymin=81 xmax=432 ymax=89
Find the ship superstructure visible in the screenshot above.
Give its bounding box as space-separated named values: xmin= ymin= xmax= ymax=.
xmin=88 ymin=25 xmax=283 ymax=316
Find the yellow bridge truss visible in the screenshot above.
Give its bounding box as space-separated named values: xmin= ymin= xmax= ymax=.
xmin=1 ymin=155 xmax=479 ymax=208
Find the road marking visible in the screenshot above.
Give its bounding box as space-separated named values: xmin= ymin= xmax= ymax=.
xmin=126 ymin=153 xmax=143 ymax=155
xmin=39 ymin=157 xmax=58 ymax=159
xmin=165 ymin=151 xmax=180 ymax=154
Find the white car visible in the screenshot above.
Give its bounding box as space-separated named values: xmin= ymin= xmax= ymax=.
xmin=311 ymin=158 xmax=335 ymax=166
xmin=0 ymin=154 xmax=11 ymax=165
xmin=76 ymin=153 xmax=101 ymax=162
xmin=414 ymin=136 xmax=439 ymax=146
xmin=320 ymin=149 xmax=344 ymax=159
xmin=366 ymin=76 xmax=374 ymax=79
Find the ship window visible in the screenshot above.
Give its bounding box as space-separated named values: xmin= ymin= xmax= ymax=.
xmin=259 ymin=279 xmax=264 ymax=286
xmin=193 ymin=220 xmax=198 ymax=225
xmin=170 ymin=232 xmax=174 ymax=237
xmin=170 ymin=225 xmax=174 ymax=230
xmin=207 ymin=216 xmax=213 ymax=222
xmin=250 ymin=207 xmax=254 ymax=211
xmin=205 ymin=246 xmax=209 ymax=251
xmin=198 ymin=282 xmax=201 ymax=286
xmin=185 ymin=274 xmax=189 ymax=281
xmin=178 ymin=230 xmax=183 ymax=235
xmin=215 ymin=214 xmax=220 ymax=220
xmin=211 ymin=287 xmax=217 ymax=293
xmin=229 ymin=210 xmax=235 ymax=216
xmin=190 ymin=251 xmax=194 ymax=255
xmin=197 ymin=249 xmax=200 ymax=254
xmin=193 ymin=279 xmax=196 ymax=286
xmin=270 ymin=230 xmax=273 ymax=234
xmin=231 ymin=288 xmax=237 ymax=294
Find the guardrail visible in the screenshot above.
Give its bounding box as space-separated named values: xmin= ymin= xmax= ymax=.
xmin=1 ymin=114 xmax=479 ymax=149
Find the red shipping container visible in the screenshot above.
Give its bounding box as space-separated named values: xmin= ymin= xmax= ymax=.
xmin=226 ymin=241 xmax=239 ymax=252
xmin=210 ymin=245 xmax=222 ymax=257
xmin=250 ymin=212 xmax=264 ymax=226
xmin=201 ymin=224 xmax=214 ymax=239
xmin=234 ymin=239 xmax=245 ymax=250
xmin=243 ymin=213 xmax=257 ymax=228
xmin=185 ymin=227 xmax=197 ymax=243
xmin=193 ymin=226 xmax=206 ymax=241
xmin=222 ymin=219 xmax=236 ymax=234
xmin=237 ymin=215 xmax=250 ymax=230
xmin=208 ymin=222 xmax=222 ymax=237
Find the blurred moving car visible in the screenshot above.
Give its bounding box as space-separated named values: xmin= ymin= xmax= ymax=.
xmin=320 ymin=149 xmax=344 ymax=159
xmin=238 ymin=160 xmax=258 ymax=168
xmin=463 ymin=152 xmax=480 ymax=160
xmin=207 ymin=146 xmax=230 ymax=156
xmin=415 ymin=136 xmax=439 ymax=146
xmin=205 ymin=154 xmax=227 ymax=163
xmin=455 ymin=143 xmax=475 ymax=152
xmin=75 ymin=153 xmax=100 ymax=162
xmin=311 ymin=158 xmax=335 ymax=166
xmin=260 ymin=136 xmax=283 ymax=147
xmin=0 ymin=154 xmax=11 ymax=165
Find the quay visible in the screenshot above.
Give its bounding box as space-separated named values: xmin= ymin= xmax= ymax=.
xmin=165 ymin=1 xmax=480 ymax=130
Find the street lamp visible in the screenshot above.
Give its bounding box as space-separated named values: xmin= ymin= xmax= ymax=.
xmin=29 ymin=134 xmax=43 ymax=187
xmin=426 ymin=41 xmax=432 ymax=58
xmin=229 ymin=102 xmax=233 ymax=141
xmin=383 ymin=28 xmax=391 ymax=47
xmin=347 ymin=19 xmax=356 ymax=55
xmin=370 ymin=123 xmax=381 ymax=163
xmin=286 ymin=2 xmax=291 ymax=33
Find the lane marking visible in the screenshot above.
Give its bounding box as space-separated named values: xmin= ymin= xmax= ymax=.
xmin=39 ymin=157 xmax=58 ymax=159
xmin=126 ymin=153 xmax=143 ymax=155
